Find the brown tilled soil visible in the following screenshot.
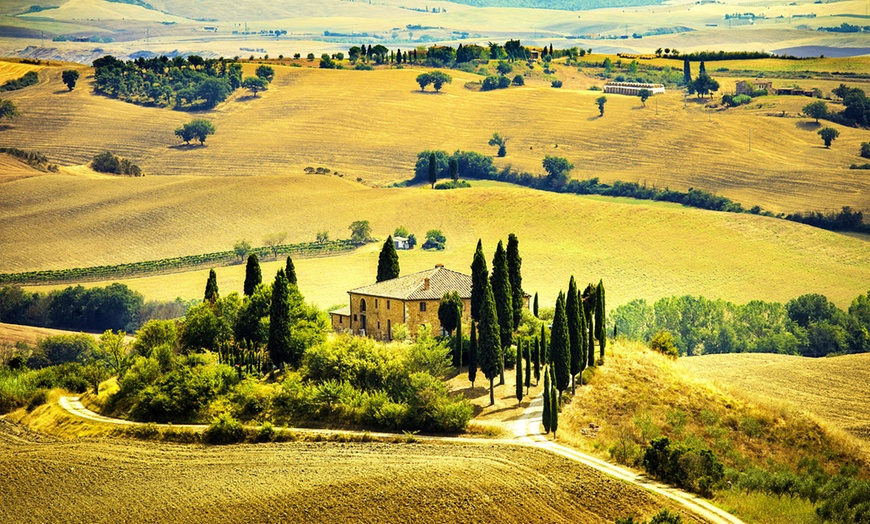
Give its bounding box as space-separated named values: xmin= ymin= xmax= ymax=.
xmin=0 ymin=420 xmax=703 ymax=524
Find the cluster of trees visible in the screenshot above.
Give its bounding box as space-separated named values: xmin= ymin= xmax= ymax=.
xmin=643 ymin=437 xmax=724 ymax=497
xmin=0 ymin=71 xmax=38 ymax=92
xmin=93 ymin=55 xmax=243 ymax=109
xmin=415 ymin=71 xmax=452 ymax=92
xmin=346 ymin=39 xmax=549 ymax=69
xmin=685 ymin=61 xmax=720 ymax=98
xmin=821 ymin=85 xmax=870 ymax=128
xmin=0 ymin=283 xmax=145 ymax=333
xmin=0 ymin=147 xmax=56 ymax=171
xmin=175 ymin=119 xmax=216 ymax=145
xmin=91 ymin=151 xmax=142 ymax=176
xmin=611 ymin=291 xmax=870 ymax=357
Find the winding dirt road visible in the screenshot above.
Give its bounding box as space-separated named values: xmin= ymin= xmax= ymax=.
xmin=58 ymin=395 xmax=744 ymax=524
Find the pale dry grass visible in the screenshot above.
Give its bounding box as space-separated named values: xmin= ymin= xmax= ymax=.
xmin=0 ymin=322 xmax=100 ymax=348
xmin=0 ymin=59 xmax=42 ymax=83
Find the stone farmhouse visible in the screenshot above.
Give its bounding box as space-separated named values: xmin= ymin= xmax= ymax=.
xmin=735 ymin=79 xmax=772 ymax=95
xmin=330 ymin=264 xmax=530 ymax=341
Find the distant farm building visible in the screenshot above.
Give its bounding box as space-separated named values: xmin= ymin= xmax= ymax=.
xmin=736 ymin=80 xmax=772 ymax=95
xmin=330 ymin=264 xmax=529 ymax=340
xmin=774 ymin=87 xmax=815 ymax=97
xmin=603 ymin=82 xmax=665 ymax=96
xmin=393 ymin=236 xmax=411 ymax=250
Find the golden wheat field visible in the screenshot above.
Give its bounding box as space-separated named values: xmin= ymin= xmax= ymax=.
xmin=682 ymin=352 xmax=870 ymax=450
xmin=1 ymin=60 xmax=869 ymax=214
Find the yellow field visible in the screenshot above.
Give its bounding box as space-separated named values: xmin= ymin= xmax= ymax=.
xmin=1 ymin=62 xmax=869 ymax=214
xmin=0 ymin=322 xmax=99 ymax=348
xmin=681 ymin=352 xmax=870 ymax=450
xmin=0 ymin=60 xmax=42 ymax=83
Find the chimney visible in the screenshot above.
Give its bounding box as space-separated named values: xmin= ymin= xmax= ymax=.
xmin=435 ymin=263 xmax=444 ymax=268
xmin=424 ymin=278 xmax=430 ymax=290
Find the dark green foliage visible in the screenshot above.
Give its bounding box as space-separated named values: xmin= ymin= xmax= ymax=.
xmin=515 ymin=345 xmax=523 ymax=403
xmin=269 ymin=269 xmax=291 ymax=366
xmin=62 ymin=69 xmax=79 ymax=91
xmin=803 ymin=100 xmax=828 ymax=123
xmin=596 ymin=95 xmax=607 ymax=116
xmin=478 ymin=278 xmax=501 ymax=406
xmin=566 ymin=277 xmax=582 ymax=393
xmin=861 ymin=142 xmax=870 ymax=159
xmin=550 ymin=365 xmax=558 ymax=436
xmin=41 ymin=283 xmax=143 ymax=333
xmin=506 ymin=233 xmax=523 ymax=330
xmin=422 ymin=229 xmax=447 ymax=250
xmin=376 ymin=236 xmax=401 ymax=282
xmin=31 ymin=334 xmax=98 ymax=368
xmin=416 ymin=71 xmax=452 ymax=91
xmin=203 ymin=413 xmax=247 ymax=444
xmin=175 ymin=119 xmax=215 ymax=146
xmin=90 ymin=151 xmax=142 ymax=176
xmin=597 ymin=279 xmax=606 ymax=361
xmin=242 ymin=75 xmax=268 ymax=95
xmin=454 ymin=318 xmax=463 ymax=368
xmin=490 ymin=240 xmax=514 ymax=354
xmin=584 ymin=284 xmax=596 ymax=368
xmin=243 ymin=254 xmax=261 ymax=296
xmin=642 ymin=437 xmax=724 ymax=497
xmin=785 ymin=207 xmax=867 ymax=234
xmin=512 ymin=74 xmax=525 ymax=86
xmin=255 ymin=65 xmax=274 ymax=81
xmin=524 ymin=338 xmax=531 ymax=393
xmin=540 ymin=323 xmax=548 ymax=364
xmin=93 ymin=55 xmax=240 ymax=109
xmin=468 ymin=321 xmax=478 ymax=387
xmin=449 ymin=157 xmax=459 ymax=184
xmin=533 ymin=336 xmax=540 ymax=384
xmin=470 ymin=240 xmax=488 ymax=321
xmin=204 ymin=269 xmax=219 ymax=302
xmin=282 ymin=256 xmax=296 ymax=286
xmin=542 ymin=366 xmax=551 ymax=434
xmin=438 ymin=291 xmax=462 ymax=335
xmin=533 ymin=292 xmax=539 ymax=317
xmin=818 ymin=127 xmax=840 ymax=148
xmin=0 ymin=71 xmax=38 ymax=92
xmin=428 ymin=152 xmax=437 ymax=188
xmin=550 ymin=291 xmax=570 ymax=396
xmin=0 ymin=98 xmax=18 ymax=120
xmin=542 ymin=155 xmax=574 ymax=190
xmin=687 ymin=74 xmax=719 ymax=98
xmin=618 ymin=510 xmax=683 ymax=524
xmin=683 ymin=59 xmax=691 ymax=84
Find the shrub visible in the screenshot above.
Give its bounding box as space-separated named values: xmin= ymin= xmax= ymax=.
xmin=512 ymin=74 xmax=524 ymax=86
xmin=33 ymin=334 xmax=98 ymax=367
xmin=649 ymin=330 xmax=679 ymax=358
xmin=203 ymin=413 xmax=246 ymax=444
xmin=551 ymin=80 xmax=563 ymax=88
xmin=861 ymin=142 xmax=870 ymax=159
xmin=481 ymin=75 xmax=500 ymax=91
xmin=26 ymin=388 xmax=48 ymax=411
xmin=642 ymin=437 xmax=724 ymax=497
xmin=90 ymin=151 xmax=142 ymax=176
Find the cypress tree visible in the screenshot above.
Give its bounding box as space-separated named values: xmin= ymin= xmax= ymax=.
xmin=470 ymin=240 xmax=488 ymax=322
xmin=533 ymin=336 xmax=541 ymax=385
xmin=699 ymin=60 xmax=706 ymax=76
xmin=578 ymin=298 xmax=587 ymax=386
xmin=550 ymin=291 xmax=571 ymax=398
xmin=204 ymin=269 xmax=219 ymax=302
xmin=468 ymin=321 xmax=478 ymax=388
xmin=515 ymin=344 xmax=523 ymax=404
xmin=428 ymin=152 xmax=437 ymax=188
xmin=268 ymin=269 xmax=291 ymax=367
xmin=542 ymin=366 xmax=552 ymax=434
xmin=549 ymin=43 xmax=554 ymax=56
xmin=376 ymin=235 xmax=400 ymax=282
xmin=243 ymin=254 xmax=262 ymax=296
xmin=449 ymin=157 xmax=459 ymax=185
xmin=490 ymin=240 xmax=512 ymax=385
xmin=550 ymin=366 xmax=559 ymax=438
xmin=454 ymin=314 xmax=463 ymax=368
xmin=597 ymin=279 xmax=606 ymax=361
xmin=683 ymin=58 xmax=691 ymax=85
xmin=524 ymin=338 xmax=531 ymax=395
xmin=533 ymin=292 xmax=539 ymax=318
xmin=566 ymin=276 xmax=581 ymax=395
xmin=478 ymin=278 xmax=502 ymax=406
xmin=540 ymin=323 xmax=548 ymax=365
xmin=506 ymin=233 xmax=523 ymax=330
xmin=285 ymin=256 xmax=297 ymax=285
xmin=584 ymin=284 xmax=596 ymax=368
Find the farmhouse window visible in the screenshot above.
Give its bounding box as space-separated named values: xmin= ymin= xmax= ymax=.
xmin=375 ymin=299 xmax=379 ymax=308
xmin=353 ymin=314 xmax=358 ymax=321
xmin=387 ymin=300 xmax=391 ymax=310
xmin=377 ymin=321 xmax=381 ymax=329
xmin=420 ymin=302 xmax=426 ymax=312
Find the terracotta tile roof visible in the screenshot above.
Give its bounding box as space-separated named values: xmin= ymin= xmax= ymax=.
xmin=349 ymin=266 xmax=472 ymax=301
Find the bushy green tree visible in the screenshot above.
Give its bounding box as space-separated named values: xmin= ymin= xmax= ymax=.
xmin=596 ymin=95 xmax=607 ymax=116
xmin=62 ymin=69 xmax=80 ymax=91
xmin=243 ymin=254 xmax=261 ymax=296
xmin=639 ymin=88 xmax=651 ymax=106
xmin=803 ymin=100 xmax=828 ymax=123
xmin=349 ymin=220 xmax=372 ymax=243
xmin=542 ymin=155 xmax=574 ymax=190
xmin=818 ymin=127 xmax=840 ymax=148
xmin=242 ymin=76 xmax=268 ymax=96
xmin=438 ymin=291 xmax=462 ymax=336
xmin=175 ymin=119 xmax=215 ymax=145
xmin=255 ymin=65 xmax=274 ymax=81
xmin=0 ymin=98 xmax=18 ymax=120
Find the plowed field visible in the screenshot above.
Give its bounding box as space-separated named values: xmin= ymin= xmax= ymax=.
xmin=0 ymin=419 xmax=703 ymax=524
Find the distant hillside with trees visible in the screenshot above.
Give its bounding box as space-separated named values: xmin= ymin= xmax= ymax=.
xmin=443 ymin=0 xmax=665 ymax=10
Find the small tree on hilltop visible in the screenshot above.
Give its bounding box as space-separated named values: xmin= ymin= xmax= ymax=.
xmin=803 ymin=100 xmax=828 ymax=123
xmin=416 ymin=72 xmax=433 ymax=91
xmin=596 ymin=95 xmax=607 ymax=117
xmin=430 ymin=71 xmax=452 ymax=92
xmin=489 ymin=132 xmax=508 ymax=157
xmin=376 ymin=235 xmax=400 ymax=282
xmin=175 ymin=119 xmax=215 ymax=146
xmin=818 ymin=127 xmax=840 ymax=148
xmin=62 ymin=70 xmax=80 ymax=91
xmin=349 ymin=220 xmax=372 ymax=243
xmin=255 ymin=65 xmax=275 ymax=82
xmin=242 ymin=76 xmax=268 ymax=96
xmin=234 ymin=239 xmax=252 ymax=259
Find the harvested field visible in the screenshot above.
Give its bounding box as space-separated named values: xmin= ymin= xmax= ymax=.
xmin=0 ymin=322 xmax=99 ymax=348
xmin=0 ymin=419 xmax=703 ymax=524
xmin=681 ymin=353 xmax=870 ymax=453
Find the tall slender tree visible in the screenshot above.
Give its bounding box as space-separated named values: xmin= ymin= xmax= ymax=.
xmin=478 ymin=279 xmax=502 ymax=406
xmin=584 ymin=284 xmax=596 ymax=368
xmin=550 ymin=291 xmax=571 ymax=398
xmin=268 ymin=269 xmax=291 ymax=367
xmin=204 ymin=269 xmax=219 ymax=302
xmin=454 ymin=314 xmax=463 ymax=368
xmin=377 ymin=236 xmax=400 ymax=282
xmin=578 ymin=298 xmax=588 ymax=386
xmin=285 ymin=256 xmax=297 ymax=285
xmin=428 ymin=152 xmax=437 ymax=188
xmin=540 ymin=324 xmax=548 ymax=365
xmin=597 ymin=279 xmax=606 ymax=361
xmin=515 ymin=344 xmax=523 ymax=404
xmin=490 ymin=240 xmax=513 ymax=385
xmin=468 ymin=321 xmax=478 ymax=388
xmin=506 ymin=234 xmax=523 ymax=329
xmin=542 ymin=366 xmax=552 ymax=434
xmin=533 ymin=336 xmax=541 ymax=385
xmin=683 ymin=58 xmax=691 ymax=85
xmin=470 ymin=240 xmax=488 ymax=322
xmin=566 ymin=276 xmax=582 ymax=394
xmin=550 ymin=365 xmax=559 ymax=438
xmin=699 ymin=60 xmax=706 ymax=76
xmin=524 ymin=338 xmax=531 ymax=395
xmin=533 ymin=292 xmax=539 ymax=318
xmin=243 ymin=254 xmax=262 ymax=296
xmin=449 ymin=157 xmax=459 ymax=185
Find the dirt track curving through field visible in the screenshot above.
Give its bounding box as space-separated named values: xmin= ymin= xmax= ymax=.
xmin=57 ymin=395 xmax=743 ymax=524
